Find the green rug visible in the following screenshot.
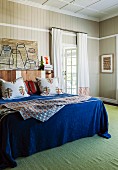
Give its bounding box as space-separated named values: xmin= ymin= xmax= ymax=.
xmin=7 ymin=105 xmax=118 ymax=170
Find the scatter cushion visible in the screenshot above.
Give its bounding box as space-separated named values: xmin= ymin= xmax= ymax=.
xmin=1 ymin=77 xmax=29 ymax=99
xmin=36 ymin=78 xmax=60 ymax=95
xmin=28 ymin=80 xmax=39 ymax=94
xmin=24 ymin=80 xmax=39 ymax=94
xmin=24 ymin=80 xmax=32 ymax=94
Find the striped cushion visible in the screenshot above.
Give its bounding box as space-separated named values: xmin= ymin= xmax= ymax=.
xmin=28 ymin=81 xmax=38 ymax=94
xmin=24 ymin=81 xmax=32 ymax=94
xmin=24 ymin=80 xmax=39 ymax=94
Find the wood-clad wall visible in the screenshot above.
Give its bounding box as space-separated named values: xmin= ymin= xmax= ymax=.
xmin=0 ymin=70 xmax=53 ymax=81
xmin=0 ymin=0 xmax=99 ymax=97
xmin=99 ymin=16 xmax=118 ymax=37
xmin=0 ymin=70 xmax=16 ymax=81
xmin=21 ymin=70 xmax=41 ymax=81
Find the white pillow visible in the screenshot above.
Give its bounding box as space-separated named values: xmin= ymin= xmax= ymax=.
xmin=1 ymin=77 xmax=29 ymax=99
xmin=36 ymin=78 xmax=59 ymax=95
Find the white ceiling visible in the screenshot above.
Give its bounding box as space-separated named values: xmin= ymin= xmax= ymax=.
xmin=8 ymin=0 xmax=118 ymax=22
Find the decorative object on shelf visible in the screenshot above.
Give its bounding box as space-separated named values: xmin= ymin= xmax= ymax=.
xmin=101 ymin=54 xmax=114 ymax=73
xmin=38 ymin=61 xmax=44 ymax=70
xmin=41 ymin=56 xmax=53 ymax=71
xmin=44 ymin=64 xmax=53 ymax=70
xmin=38 ymin=56 xmax=44 ymax=70
xmin=42 ymin=56 xmax=50 ymax=65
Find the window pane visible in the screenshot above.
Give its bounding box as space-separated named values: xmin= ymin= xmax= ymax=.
xmin=67 ymin=58 xmax=71 ymax=65
xmin=72 ymin=66 xmax=76 ymax=73
xmin=72 ymin=89 xmax=76 ymax=94
xmin=67 ymin=74 xmax=71 ymax=81
xmin=66 ymin=50 xmax=71 ymax=57
xmin=67 ymin=81 xmax=71 ymax=88
xmin=72 ymin=81 xmax=76 ymax=88
xmin=72 ymin=58 xmax=76 ymax=65
xmin=67 ymin=88 xmax=71 ymax=94
xmin=67 ymin=66 xmax=71 ymax=73
xmin=72 ymin=50 xmax=76 ymax=57
xmin=72 ymin=74 xmax=76 ymax=81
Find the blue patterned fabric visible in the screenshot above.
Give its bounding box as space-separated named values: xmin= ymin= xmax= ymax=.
xmin=3 ymin=95 xmax=91 ymax=122
xmin=0 ymin=94 xmax=111 ymax=169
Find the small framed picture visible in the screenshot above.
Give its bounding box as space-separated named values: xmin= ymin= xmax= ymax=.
xmin=43 ymin=56 xmax=50 ymax=65
xmin=101 ymin=54 xmax=113 ymax=73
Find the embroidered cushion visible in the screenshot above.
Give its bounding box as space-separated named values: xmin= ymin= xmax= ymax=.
xmin=1 ymin=77 xmax=29 ymax=99
xmin=36 ymin=78 xmax=59 ymax=95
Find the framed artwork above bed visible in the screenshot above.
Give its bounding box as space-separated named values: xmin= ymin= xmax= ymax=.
xmin=0 ymin=38 xmax=38 ymax=70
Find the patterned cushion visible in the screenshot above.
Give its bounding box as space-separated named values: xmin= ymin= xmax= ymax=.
xmin=36 ymin=78 xmax=59 ymax=95
xmin=1 ymin=77 xmax=29 ymax=99
xmin=24 ymin=80 xmax=32 ymax=94
xmin=28 ymin=81 xmax=38 ymax=94
xmin=24 ymin=80 xmax=39 ymax=94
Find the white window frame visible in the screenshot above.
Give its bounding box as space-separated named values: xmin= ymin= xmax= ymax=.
xmin=62 ymin=44 xmax=78 ymax=94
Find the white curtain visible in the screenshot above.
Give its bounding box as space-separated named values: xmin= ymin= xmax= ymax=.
xmin=77 ymin=33 xmax=90 ymax=95
xmin=52 ymin=28 xmax=64 ymax=89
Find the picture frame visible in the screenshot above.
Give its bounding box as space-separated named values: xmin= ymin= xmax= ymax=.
xmin=101 ymin=54 xmax=113 ymax=73
xmin=42 ymin=56 xmax=50 ymax=65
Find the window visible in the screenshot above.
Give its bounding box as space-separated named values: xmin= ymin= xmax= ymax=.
xmin=63 ymin=48 xmax=77 ymax=94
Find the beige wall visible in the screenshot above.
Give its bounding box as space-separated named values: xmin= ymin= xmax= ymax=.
xmin=99 ymin=37 xmax=116 ymax=99
xmin=0 ymin=0 xmax=99 ymax=96
xmin=100 ymin=16 xmax=118 ymax=37
xmin=99 ymin=16 xmax=118 ymax=99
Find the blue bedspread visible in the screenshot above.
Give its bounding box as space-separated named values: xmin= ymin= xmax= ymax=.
xmin=0 ymin=94 xmax=111 ymax=169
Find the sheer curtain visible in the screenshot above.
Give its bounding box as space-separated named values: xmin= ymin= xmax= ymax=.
xmin=52 ymin=28 xmax=64 ymax=89
xmin=77 ymin=32 xmax=90 ymax=95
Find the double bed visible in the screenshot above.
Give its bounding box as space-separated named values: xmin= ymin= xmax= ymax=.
xmin=0 ymin=71 xmax=111 ymax=169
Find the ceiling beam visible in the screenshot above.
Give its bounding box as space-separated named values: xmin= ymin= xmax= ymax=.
xmin=42 ymin=0 xmax=49 ymax=5
xmin=60 ymin=0 xmax=75 ymax=9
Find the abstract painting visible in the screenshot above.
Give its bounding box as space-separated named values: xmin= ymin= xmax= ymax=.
xmin=0 ymin=38 xmax=39 ymax=70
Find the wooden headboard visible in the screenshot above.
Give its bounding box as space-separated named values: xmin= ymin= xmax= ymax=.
xmin=0 ymin=70 xmax=16 ymax=81
xmin=0 ymin=70 xmax=53 ymax=82
xmin=21 ymin=70 xmax=41 ymax=81
xmin=0 ymin=70 xmax=41 ymax=81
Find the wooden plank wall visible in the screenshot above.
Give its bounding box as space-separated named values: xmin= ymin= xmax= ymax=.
xmin=0 ymin=70 xmax=16 ymax=81
xmin=21 ymin=70 xmax=41 ymax=81
xmin=0 ymin=70 xmax=53 ymax=81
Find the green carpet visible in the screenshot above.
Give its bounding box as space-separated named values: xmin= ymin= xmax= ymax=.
xmin=7 ymin=105 xmax=118 ymax=170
